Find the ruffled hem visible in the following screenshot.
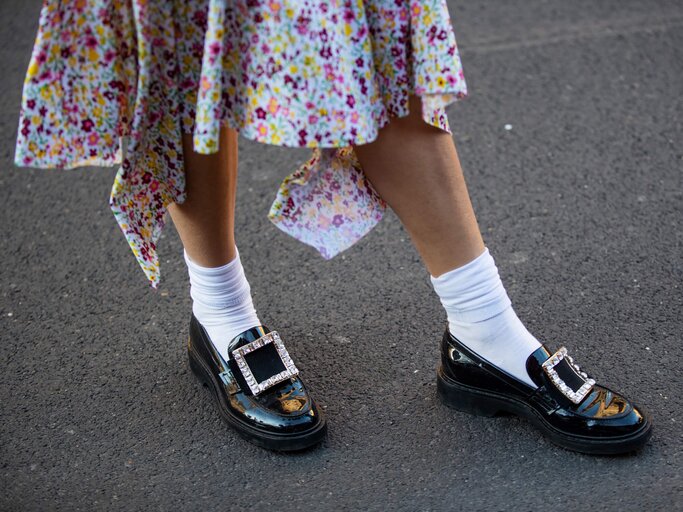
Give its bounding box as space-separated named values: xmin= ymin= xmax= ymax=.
xmin=267 ymin=90 xmax=465 ymax=259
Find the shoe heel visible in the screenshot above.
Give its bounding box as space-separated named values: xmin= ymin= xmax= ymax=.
xmin=437 ymin=365 xmax=507 ymax=417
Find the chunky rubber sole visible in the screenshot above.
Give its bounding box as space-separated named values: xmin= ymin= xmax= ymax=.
xmin=437 ymin=365 xmax=652 ymax=455
xmin=188 ymin=341 xmax=327 ymax=451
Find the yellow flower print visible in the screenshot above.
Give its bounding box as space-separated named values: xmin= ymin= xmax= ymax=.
xmin=26 ymin=60 xmax=39 ymax=79
xmin=200 ymin=76 xmax=211 ymax=93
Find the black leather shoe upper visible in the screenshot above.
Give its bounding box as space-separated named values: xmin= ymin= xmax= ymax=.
xmin=440 ymin=329 xmax=650 ymax=439
xmin=189 ymin=314 xmax=323 ymax=435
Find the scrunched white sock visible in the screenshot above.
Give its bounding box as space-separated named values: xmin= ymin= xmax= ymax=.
xmin=430 ymin=247 xmax=541 ymax=388
xmin=184 ymin=247 xmax=261 ymax=361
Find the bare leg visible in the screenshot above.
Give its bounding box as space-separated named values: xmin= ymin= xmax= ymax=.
xmin=352 ymin=95 xmax=485 ymax=276
xmin=354 ymin=95 xmax=542 ymax=388
xmin=169 ymin=125 xmax=261 ymax=359
xmin=168 ymin=125 xmax=238 ymax=267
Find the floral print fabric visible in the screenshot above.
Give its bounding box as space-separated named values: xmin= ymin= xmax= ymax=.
xmin=15 ymin=0 xmax=467 ymax=287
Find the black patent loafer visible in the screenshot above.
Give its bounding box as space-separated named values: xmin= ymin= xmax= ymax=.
xmin=437 ymin=329 xmax=653 ymax=455
xmin=187 ymin=314 xmax=327 ymax=451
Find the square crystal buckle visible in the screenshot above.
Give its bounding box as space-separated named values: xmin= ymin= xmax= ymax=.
xmin=230 ymin=331 xmax=299 ymax=396
xmin=541 ymin=347 xmax=596 ymax=404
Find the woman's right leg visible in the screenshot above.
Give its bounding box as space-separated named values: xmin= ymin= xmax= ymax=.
xmin=173 ymin=126 xmax=328 ymax=450
xmin=168 ymin=127 xmax=238 ymax=267
xmin=168 ymin=126 xmax=260 ymax=360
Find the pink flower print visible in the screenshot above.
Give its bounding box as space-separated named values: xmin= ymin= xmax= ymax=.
xmin=81 ymin=118 xmax=94 ymax=132
xmin=84 ymin=33 xmax=98 ymax=49
xmin=103 ymin=49 xmax=116 ymax=64
xmin=87 ymin=132 xmax=99 ymax=145
xmin=208 ymin=41 xmax=221 ymax=62
xmin=343 ymin=9 xmax=354 ymax=23
xmin=320 ymin=28 xmax=329 ymax=43
xmin=192 ymin=9 xmax=207 ymax=28
xmin=108 ymin=80 xmax=125 ymax=92
xmin=296 ymin=14 xmax=310 ymax=35
xmin=332 ymin=214 xmax=344 ymax=227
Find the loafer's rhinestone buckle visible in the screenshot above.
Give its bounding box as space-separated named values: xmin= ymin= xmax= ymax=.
xmin=541 ymin=347 xmax=596 ymax=404
xmin=231 ymin=331 xmax=299 ymax=396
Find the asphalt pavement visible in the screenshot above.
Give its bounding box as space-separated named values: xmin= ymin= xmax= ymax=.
xmin=1 ymin=0 xmax=681 ymax=510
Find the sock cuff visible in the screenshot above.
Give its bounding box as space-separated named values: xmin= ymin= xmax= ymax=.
xmin=430 ymin=247 xmax=512 ymax=323
xmin=430 ymin=247 xmax=490 ymax=284
xmin=183 ymin=246 xmax=241 ymax=276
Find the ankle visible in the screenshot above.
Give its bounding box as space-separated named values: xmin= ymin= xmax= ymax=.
xmin=184 ymin=246 xmax=261 ymax=360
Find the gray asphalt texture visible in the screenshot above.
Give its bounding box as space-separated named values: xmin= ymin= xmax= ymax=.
xmin=1 ymin=1 xmax=682 ymax=510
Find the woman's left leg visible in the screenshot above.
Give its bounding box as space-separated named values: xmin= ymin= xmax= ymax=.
xmin=351 ymin=95 xmax=653 ymax=454
xmin=352 ymin=95 xmax=542 ymax=388
xmin=353 ymin=95 xmax=485 ymax=277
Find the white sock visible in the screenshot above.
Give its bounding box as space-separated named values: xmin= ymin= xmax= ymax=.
xmin=184 ymin=247 xmax=261 ymax=361
xmin=430 ymin=247 xmax=541 ymax=388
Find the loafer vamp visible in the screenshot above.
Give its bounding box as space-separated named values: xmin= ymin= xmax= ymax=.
xmin=439 ymin=329 xmax=653 ymax=451
xmin=228 ymin=377 xmax=323 ymax=434
xmin=188 ymin=314 xmax=326 ymax=444
xmin=542 ymin=384 xmax=649 ymax=438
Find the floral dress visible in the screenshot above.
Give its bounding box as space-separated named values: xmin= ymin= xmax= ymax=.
xmin=15 ymin=0 xmax=468 ymax=288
